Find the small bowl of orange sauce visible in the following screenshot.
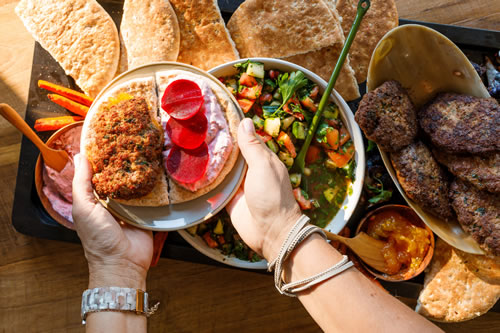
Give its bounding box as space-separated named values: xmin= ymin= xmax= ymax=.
xmin=355 ymin=205 xmax=435 ymax=281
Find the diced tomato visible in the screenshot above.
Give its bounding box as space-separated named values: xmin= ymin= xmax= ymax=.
xmin=339 ymin=126 xmax=351 ymax=146
xmin=269 ymin=70 xmax=280 ymax=80
xmin=309 ymin=85 xmax=319 ymax=100
xmin=237 ymin=84 xmax=263 ymax=100
xmin=326 ymin=128 xmax=340 ymax=150
xmin=283 ymin=95 xmax=300 ymax=114
xmin=326 ymin=118 xmax=341 ymax=128
xmin=300 ymin=96 xmax=317 ymax=112
xmin=326 ymin=143 xmax=355 ymax=168
xmin=256 ymin=129 xmax=272 ymax=143
xmin=277 ymin=131 xmax=296 ymax=157
xmin=217 ymin=235 xmax=226 ymax=245
xmin=253 ymin=103 xmax=263 ymax=117
xmin=239 ymin=73 xmax=257 ymax=87
xmin=237 ymin=98 xmax=255 ymax=113
xmin=259 ymin=93 xmax=273 ymax=104
xmin=202 ymin=232 xmax=218 ymax=248
xmin=218 ymin=77 xmax=225 ymax=83
xmin=293 ymin=188 xmax=312 ymax=210
xmin=305 ymin=145 xmax=321 ymax=164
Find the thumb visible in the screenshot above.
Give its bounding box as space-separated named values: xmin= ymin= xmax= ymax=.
xmin=237 ymin=118 xmax=270 ymax=167
xmin=72 ymin=153 xmax=97 ymax=207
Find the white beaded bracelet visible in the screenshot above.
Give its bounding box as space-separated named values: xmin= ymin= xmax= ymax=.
xmin=268 ymin=215 xmax=354 ymax=297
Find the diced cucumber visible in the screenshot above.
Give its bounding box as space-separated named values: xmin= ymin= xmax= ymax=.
xmin=252 ymin=115 xmax=265 ymax=130
xmin=324 ymin=103 xmax=339 ymax=119
xmin=323 ymin=188 xmax=338 ymax=203
xmin=213 ymin=219 xmax=224 ymax=235
xmin=281 ymin=116 xmax=295 ymax=130
xmin=266 ymin=139 xmax=279 ymax=154
xmin=270 ymin=100 xmax=281 ymax=107
xmin=292 ymin=121 xmax=307 ymax=140
xmin=227 ymin=78 xmax=237 ymax=91
xmin=325 ymin=159 xmax=337 ymax=170
xmin=289 ymin=173 xmax=302 ymax=188
xmin=264 ymin=117 xmax=281 ymax=137
xmin=278 ymin=151 xmax=294 ymax=169
xmin=246 ymin=62 xmax=265 ymax=79
xmin=186 ymin=225 xmax=198 ymax=236
xmin=272 ymin=91 xmax=282 ymax=102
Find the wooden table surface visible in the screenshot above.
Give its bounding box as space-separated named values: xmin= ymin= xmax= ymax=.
xmin=1 ymin=0 xmax=499 ymax=332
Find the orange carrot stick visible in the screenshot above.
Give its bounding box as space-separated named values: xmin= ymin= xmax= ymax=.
xmin=47 ymin=94 xmax=89 ymax=117
xmin=38 ymin=80 xmax=93 ymax=106
xmin=34 ymin=116 xmax=83 ymax=132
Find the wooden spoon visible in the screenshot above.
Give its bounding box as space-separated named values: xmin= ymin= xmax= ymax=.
xmin=0 ymin=103 xmax=69 ymax=172
xmin=324 ymin=230 xmax=387 ymax=273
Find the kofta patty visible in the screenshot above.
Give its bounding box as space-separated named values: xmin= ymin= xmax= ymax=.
xmin=433 ymin=149 xmax=500 ymax=194
xmin=355 ymin=80 xmax=417 ymax=152
xmin=419 ymin=93 xmax=500 ymax=154
xmin=89 ymin=97 xmax=163 ymax=200
xmin=390 ymin=141 xmax=454 ymax=220
xmin=450 ymin=179 xmax=500 ymax=256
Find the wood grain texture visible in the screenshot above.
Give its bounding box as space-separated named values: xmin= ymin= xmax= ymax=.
xmin=0 ymin=0 xmax=499 ymax=332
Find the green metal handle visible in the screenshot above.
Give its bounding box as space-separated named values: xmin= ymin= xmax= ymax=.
xmin=293 ymin=0 xmax=370 ymax=173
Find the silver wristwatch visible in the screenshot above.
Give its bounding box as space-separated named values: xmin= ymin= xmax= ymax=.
xmin=81 ymin=287 xmax=158 ymax=324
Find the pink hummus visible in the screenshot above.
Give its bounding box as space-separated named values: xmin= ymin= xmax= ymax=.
xmin=42 ymin=125 xmax=82 ymax=223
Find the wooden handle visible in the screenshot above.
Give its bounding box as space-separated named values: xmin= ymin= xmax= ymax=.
xmin=0 ymin=103 xmax=48 ymax=153
xmin=324 ymin=230 xmax=349 ymax=245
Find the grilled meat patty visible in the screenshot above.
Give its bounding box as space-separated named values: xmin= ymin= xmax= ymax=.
xmin=89 ymin=97 xmax=163 ymax=200
xmin=450 ymin=179 xmax=500 ymax=256
xmin=390 ymin=141 xmax=454 ymax=220
xmin=419 ymin=93 xmax=500 ymax=154
xmin=433 ymin=150 xmax=500 ymax=194
xmin=355 ymin=80 xmax=417 ymax=152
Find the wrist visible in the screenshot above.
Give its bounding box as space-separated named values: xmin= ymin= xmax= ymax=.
xmin=88 ymin=260 xmax=147 ymax=290
xmin=262 ymin=207 xmax=303 ymax=261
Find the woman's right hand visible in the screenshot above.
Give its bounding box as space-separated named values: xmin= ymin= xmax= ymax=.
xmin=227 ymin=118 xmax=302 ymax=261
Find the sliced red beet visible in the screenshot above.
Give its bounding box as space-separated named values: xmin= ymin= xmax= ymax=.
xmin=161 ymin=79 xmax=204 ymax=120
xmin=166 ymin=109 xmax=208 ymax=149
xmin=166 ymin=143 xmax=209 ymax=184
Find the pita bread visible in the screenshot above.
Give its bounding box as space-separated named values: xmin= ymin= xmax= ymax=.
xmin=336 ymin=0 xmax=399 ymax=83
xmin=84 ymin=76 xmax=169 ymax=206
xmin=456 ymin=250 xmax=500 ymax=285
xmin=15 ymin=0 xmax=119 ymax=98
xmin=169 ymin=0 xmax=239 ymax=71
xmin=227 ymin=0 xmax=344 ymax=59
xmin=156 ymin=70 xmax=240 ymax=204
xmin=120 ymin=0 xmax=180 ymax=70
xmin=416 ymin=239 xmax=500 ymax=322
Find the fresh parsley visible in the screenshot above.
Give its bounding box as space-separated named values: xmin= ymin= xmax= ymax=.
xmin=367 ymin=176 xmax=392 ymax=204
xmin=273 ymin=71 xmax=308 ymax=115
xmin=366 ymin=140 xmax=376 ymax=152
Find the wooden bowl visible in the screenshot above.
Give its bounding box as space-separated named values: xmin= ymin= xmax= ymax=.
xmin=34 ymin=121 xmax=83 ymax=230
xmin=355 ymin=204 xmax=435 ymax=282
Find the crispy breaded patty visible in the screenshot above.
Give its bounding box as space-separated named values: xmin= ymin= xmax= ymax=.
xmin=450 ymin=179 xmax=500 ymax=256
xmin=419 ymin=93 xmax=500 ymax=154
xmin=434 ymin=150 xmax=500 ymax=194
xmin=391 ymin=141 xmax=454 ymax=220
xmin=89 ymin=98 xmax=163 ymax=200
xmin=355 ymin=80 xmax=417 ymax=152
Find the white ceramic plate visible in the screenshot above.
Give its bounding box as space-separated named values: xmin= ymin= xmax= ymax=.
xmin=80 ymin=62 xmax=246 ymax=231
xmin=178 ymin=58 xmax=366 ymax=269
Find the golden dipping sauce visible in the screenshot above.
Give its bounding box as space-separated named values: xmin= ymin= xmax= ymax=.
xmin=366 ymin=210 xmax=431 ymax=276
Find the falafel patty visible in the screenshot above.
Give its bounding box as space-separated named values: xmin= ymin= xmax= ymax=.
xmin=355 ymin=80 xmax=417 ymax=152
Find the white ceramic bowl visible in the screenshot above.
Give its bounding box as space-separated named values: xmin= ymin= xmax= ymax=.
xmin=178 ymin=58 xmax=365 ymax=269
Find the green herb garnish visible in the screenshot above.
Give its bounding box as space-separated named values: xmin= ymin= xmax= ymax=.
xmin=273 ymin=71 xmax=308 ymax=116
xmin=367 ymin=176 xmax=392 ymax=204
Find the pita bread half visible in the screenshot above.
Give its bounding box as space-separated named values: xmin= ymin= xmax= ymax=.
xmin=416 ymin=239 xmax=500 ymax=322
xmin=84 ymin=76 xmax=169 ymax=206
xmin=336 ymin=0 xmax=399 ymax=83
xmin=15 ymin=0 xmax=119 ymax=98
xmin=456 ymin=250 xmax=500 ymax=285
xmin=120 ymin=0 xmax=180 ymax=70
xmin=228 ymin=0 xmax=344 ymax=59
xmin=156 ymin=70 xmax=240 ymax=204
xmin=169 ymin=0 xmax=239 ymax=71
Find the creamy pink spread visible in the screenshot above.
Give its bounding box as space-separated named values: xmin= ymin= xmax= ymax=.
xmin=42 ymin=125 xmax=81 ymax=223
xmin=158 ymin=71 xmax=233 ymax=192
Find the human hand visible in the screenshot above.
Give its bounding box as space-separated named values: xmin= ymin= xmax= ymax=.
xmin=227 ymin=119 xmax=302 ymax=261
xmin=72 ymin=154 xmax=153 ymax=290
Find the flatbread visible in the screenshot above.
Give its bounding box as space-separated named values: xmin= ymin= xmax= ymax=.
xmin=15 ymin=0 xmax=119 ymax=98
xmin=120 ymin=0 xmax=180 ymax=70
xmin=416 ymin=239 xmax=500 ymax=322
xmin=227 ymin=0 xmax=344 ymax=59
xmin=456 ymin=248 xmax=500 ymax=285
xmin=169 ymin=0 xmax=239 ymax=70
xmin=156 ymin=70 xmax=240 ymax=204
xmin=83 ymin=76 xmax=170 ymax=206
xmin=336 ymin=0 xmax=399 ymax=83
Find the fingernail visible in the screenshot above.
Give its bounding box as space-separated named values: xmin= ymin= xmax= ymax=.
xmin=242 ymin=118 xmax=255 ymax=134
xmin=74 ymin=153 xmax=80 ymax=169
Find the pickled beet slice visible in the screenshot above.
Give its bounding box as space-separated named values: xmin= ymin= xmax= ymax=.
xmin=166 ymin=109 xmax=208 ymax=149
xmin=161 ymin=79 xmax=204 ymax=120
xmin=166 ymin=143 xmax=209 ymax=184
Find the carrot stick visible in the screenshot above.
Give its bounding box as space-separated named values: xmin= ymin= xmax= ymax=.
xmin=47 ymin=94 xmax=89 ymax=117
xmin=150 ymin=232 xmax=169 ymax=267
xmin=38 ymin=80 xmax=93 ymax=107
xmin=34 ymin=116 xmax=83 ymax=132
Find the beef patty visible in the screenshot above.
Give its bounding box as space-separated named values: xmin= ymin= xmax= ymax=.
xmin=355 ymin=80 xmax=417 ymax=152
xmin=89 ymin=97 xmax=163 ymax=200
xmin=419 ymin=93 xmax=500 ymax=154
xmin=450 ymin=179 xmax=500 ymax=256
xmin=390 ymin=141 xmax=454 ymax=220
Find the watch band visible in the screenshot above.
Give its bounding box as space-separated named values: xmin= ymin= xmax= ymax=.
xmin=81 ymin=287 xmax=153 ymax=324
